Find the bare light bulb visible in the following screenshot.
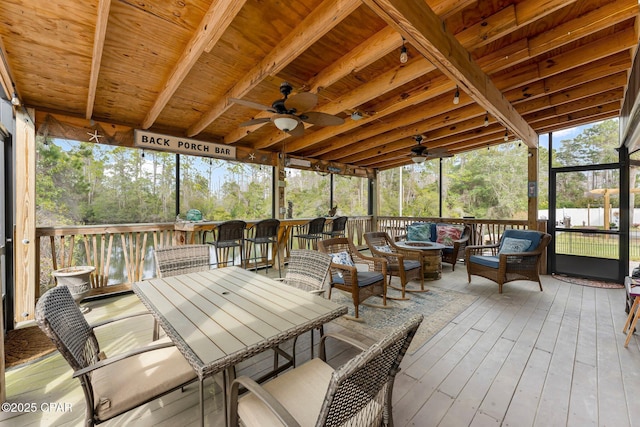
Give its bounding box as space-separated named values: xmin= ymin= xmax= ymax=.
xmin=11 ymin=92 xmax=20 ymax=106
xmin=484 ymin=114 xmax=489 ymax=127
xmin=400 ymin=45 xmax=408 ymax=64
xmin=504 ymin=130 xmax=508 ymax=141
xmin=453 ymin=87 xmax=460 ymax=105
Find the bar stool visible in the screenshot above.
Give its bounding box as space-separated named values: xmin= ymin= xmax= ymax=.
xmin=293 ymin=217 xmax=326 ymax=250
xmin=623 ymin=279 xmax=640 ymax=347
xmin=245 ymin=218 xmax=281 ymax=277
xmin=208 ymin=220 xmax=246 ymax=268
xmin=322 ymin=215 xmax=348 ymax=238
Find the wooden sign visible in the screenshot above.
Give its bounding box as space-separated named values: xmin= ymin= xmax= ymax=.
xmin=134 ymin=130 xmax=236 ymax=160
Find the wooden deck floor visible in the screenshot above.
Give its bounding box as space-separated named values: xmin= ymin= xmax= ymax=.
xmin=2 ymin=266 xmax=638 ymax=426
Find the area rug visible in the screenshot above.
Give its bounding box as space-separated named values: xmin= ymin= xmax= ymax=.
xmin=331 ymin=287 xmax=477 ymax=354
xmin=4 ymin=326 xmax=56 ymax=369
xmin=552 ymin=274 xmax=624 ymax=289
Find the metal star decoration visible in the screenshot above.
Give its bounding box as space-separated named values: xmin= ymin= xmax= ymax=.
xmin=87 ymin=130 xmax=102 ymax=143
xmin=248 ymin=152 xmax=256 ymax=161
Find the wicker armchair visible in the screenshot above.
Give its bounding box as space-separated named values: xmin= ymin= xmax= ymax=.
xmin=35 ymin=286 xmax=197 ymax=426
xmin=364 ymin=231 xmax=424 ymax=300
xmin=229 ymin=314 xmax=424 ymax=427
xmin=318 ymin=237 xmax=387 ymax=320
xmin=465 ymin=229 xmax=551 ymax=293
xmin=275 ymin=249 xmax=333 ymax=359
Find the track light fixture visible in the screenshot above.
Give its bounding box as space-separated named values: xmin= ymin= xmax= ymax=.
xmin=400 ymin=38 xmax=408 ymax=64
xmin=453 ymin=86 xmax=459 ymax=105
xmin=484 ymin=113 xmax=489 ymax=127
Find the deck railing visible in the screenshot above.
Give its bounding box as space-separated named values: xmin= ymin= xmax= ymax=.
xmin=35 ymin=216 xmax=545 ymax=299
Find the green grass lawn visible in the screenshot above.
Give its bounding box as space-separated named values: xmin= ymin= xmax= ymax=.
xmin=554 ymin=232 xmax=640 ymax=260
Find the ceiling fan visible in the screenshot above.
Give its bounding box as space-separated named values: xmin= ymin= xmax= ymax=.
xmin=230 ymin=82 xmax=345 ymax=136
xmin=410 ymin=135 xmax=452 ymax=163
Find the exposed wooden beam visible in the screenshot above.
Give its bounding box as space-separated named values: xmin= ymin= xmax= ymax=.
xmin=222 ymin=26 xmax=401 ymax=144
xmin=187 ymin=0 xmax=360 ymax=137
xmin=362 ymin=0 xmax=538 ymax=147
xmin=85 ymin=0 xmax=111 ymax=120
xmin=141 ymin=0 xmax=247 ymax=129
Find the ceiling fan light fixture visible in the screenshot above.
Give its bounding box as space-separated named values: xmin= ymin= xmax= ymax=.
xmin=453 ymin=87 xmax=459 ymax=105
xmin=411 ymin=156 xmax=426 ymax=164
xmin=351 ymin=111 xmax=363 ymax=120
xmin=273 ymin=116 xmax=299 ymax=132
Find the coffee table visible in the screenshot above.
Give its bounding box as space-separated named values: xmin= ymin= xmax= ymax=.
xmin=395 ymin=241 xmax=445 ymax=280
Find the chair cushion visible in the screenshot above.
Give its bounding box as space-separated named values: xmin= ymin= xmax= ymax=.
xmin=374 ymin=244 xmax=393 ymax=253
xmin=332 ymin=271 xmax=384 ymax=287
xmin=435 ymin=224 xmax=464 ymax=246
xmin=329 ymin=251 xmax=355 ymax=267
xmin=469 ymin=255 xmax=500 ymax=269
xmin=92 ymin=338 xmax=196 ymax=421
xmin=407 ymin=223 xmax=434 ymax=241
xmin=238 ymin=358 xmax=334 ymax=426
xmin=498 ymin=237 xmax=531 ymax=254
xmin=388 ymin=259 xmax=420 ymax=272
xmin=500 ymin=229 xmax=541 ymax=252
xmin=442 ymin=246 xmax=454 ymax=254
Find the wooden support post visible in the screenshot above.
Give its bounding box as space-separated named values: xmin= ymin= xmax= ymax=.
xmin=528 ymin=147 xmax=539 ymax=231
xmin=14 ymin=108 xmax=36 ymax=323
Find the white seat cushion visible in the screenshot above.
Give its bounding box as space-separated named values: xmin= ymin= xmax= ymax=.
xmin=91 ymin=338 xmax=196 ymax=421
xmin=238 ymin=358 xmax=334 ymax=427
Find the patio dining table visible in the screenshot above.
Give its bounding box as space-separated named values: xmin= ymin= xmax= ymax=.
xmin=133 ymin=267 xmax=347 ymax=426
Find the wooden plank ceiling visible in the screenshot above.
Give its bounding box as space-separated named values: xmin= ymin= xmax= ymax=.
xmin=0 ymin=0 xmax=637 ymax=172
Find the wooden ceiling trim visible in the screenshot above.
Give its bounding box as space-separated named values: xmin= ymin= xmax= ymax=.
xmin=0 ymin=34 xmax=15 ymax=102
xmin=528 ymin=0 xmax=638 ymax=57
xmin=222 ymin=25 xmax=401 ymax=144
xmin=362 ymin=0 xmax=538 ymax=147
xmin=186 ymin=0 xmax=361 ymax=137
xmin=140 ymin=0 xmax=247 ymax=129
xmin=85 ymin=0 xmax=111 ymax=120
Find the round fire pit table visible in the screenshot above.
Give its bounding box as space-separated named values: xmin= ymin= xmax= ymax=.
xmin=395 ymin=241 xmax=445 ymax=280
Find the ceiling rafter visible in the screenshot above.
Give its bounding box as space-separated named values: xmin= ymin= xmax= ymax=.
xmin=85 ymin=0 xmax=111 ymax=120
xmin=186 ymin=0 xmax=361 ymax=137
xmin=0 ymin=34 xmax=15 ymax=103
xmin=141 ymin=0 xmax=247 ymax=129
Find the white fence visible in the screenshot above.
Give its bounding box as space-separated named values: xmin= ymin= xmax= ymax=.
xmin=539 ymin=208 xmax=640 ymax=227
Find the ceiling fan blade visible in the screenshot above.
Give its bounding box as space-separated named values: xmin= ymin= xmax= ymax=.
xmin=299 ymin=111 xmax=345 ymax=126
xmin=229 ymin=98 xmax=273 ymax=111
xmin=285 ymin=92 xmax=317 ymax=113
xmin=239 ymin=117 xmax=271 ymax=127
xmin=286 ymin=123 xmax=305 ymax=137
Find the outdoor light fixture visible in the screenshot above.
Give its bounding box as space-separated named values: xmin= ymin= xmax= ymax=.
xmin=504 ymin=129 xmax=508 ymax=141
xmin=273 ymin=116 xmax=298 ymax=132
xmin=400 ymin=38 xmax=408 ymax=64
xmin=484 ymin=113 xmax=489 ymax=127
xmin=453 ymin=87 xmax=460 ymax=105
xmin=411 ymin=156 xmax=426 ymax=164
xmin=351 ymin=111 xmax=363 ymax=120
xmin=11 ymin=91 xmax=20 ymax=106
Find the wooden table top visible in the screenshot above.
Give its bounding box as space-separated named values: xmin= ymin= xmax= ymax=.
xmin=133 ymin=267 xmax=347 ymax=379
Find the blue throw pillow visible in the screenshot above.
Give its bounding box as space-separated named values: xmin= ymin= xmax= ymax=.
xmin=407 ymin=223 xmax=432 ymax=241
xmin=329 ymin=251 xmax=354 ymax=266
xmin=374 ymin=245 xmax=393 ymax=253
xmin=498 ymin=237 xmax=531 ymax=254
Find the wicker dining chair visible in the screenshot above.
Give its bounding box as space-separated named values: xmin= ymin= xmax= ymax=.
xmin=322 ymin=215 xmax=348 ymax=238
xmin=153 ymin=244 xmax=211 ymax=339
xmin=35 ymin=286 xmax=197 ymax=427
xmin=229 ymin=314 xmax=424 ymax=427
xmin=364 ymin=231 xmax=424 ymax=300
xmin=294 ymin=217 xmax=326 ymax=250
xmin=275 ymin=249 xmax=332 ymax=359
xmin=465 ymin=229 xmax=552 ymax=293
xmin=245 ymin=218 xmax=281 ymax=277
xmin=318 ymin=237 xmax=387 ymax=320
xmin=208 ymin=220 xmax=247 ymax=268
